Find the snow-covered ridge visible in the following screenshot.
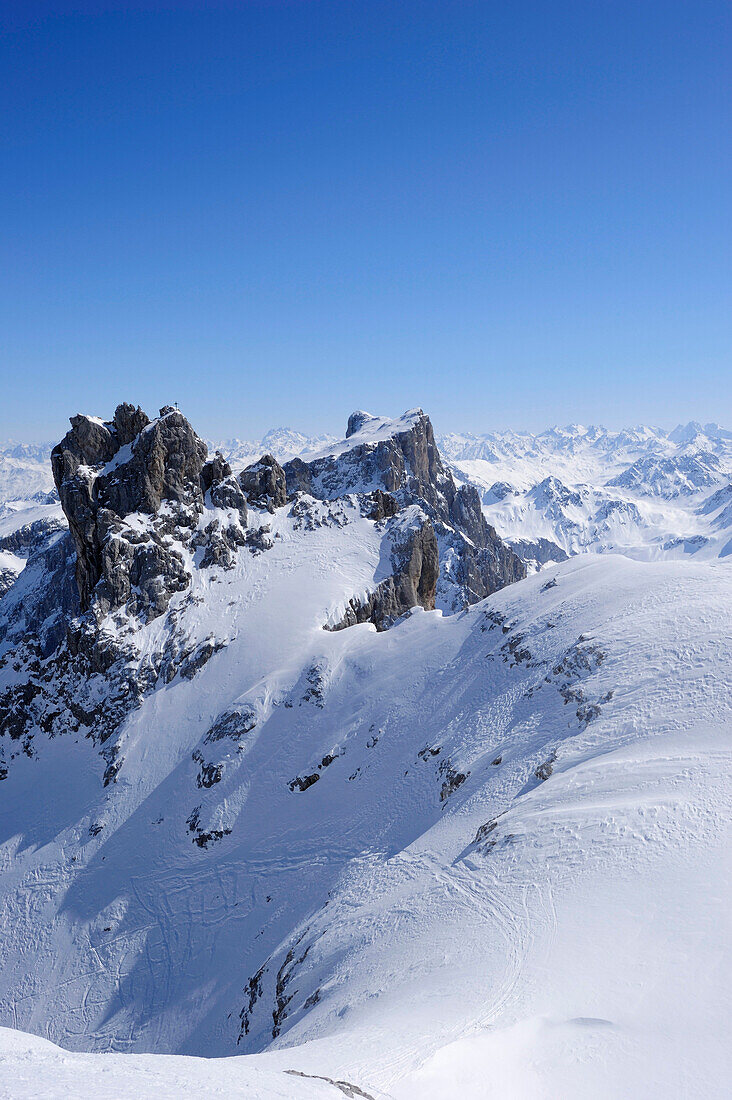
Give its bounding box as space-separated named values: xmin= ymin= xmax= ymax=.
xmin=302 ymin=408 xmax=426 ymax=461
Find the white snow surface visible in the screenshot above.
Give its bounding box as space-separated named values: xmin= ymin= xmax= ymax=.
xmin=1 ymin=415 xmax=731 ymax=1097
xmin=1 ymin=540 xmax=730 ymax=1096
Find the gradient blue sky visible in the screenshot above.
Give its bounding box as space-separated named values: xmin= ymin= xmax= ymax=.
xmin=2 ymin=0 xmax=730 ymax=441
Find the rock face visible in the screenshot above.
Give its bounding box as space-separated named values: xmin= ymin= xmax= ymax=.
xmin=1 ymin=401 xmax=525 ymax=787
xmin=284 ymin=409 xmax=526 ymax=615
xmin=329 ymin=508 xmax=439 ymax=632
xmin=0 ymin=515 xmax=66 ymax=558
xmin=1 ymin=404 xmax=254 ymax=782
xmin=51 ymin=404 xmax=207 ymax=615
xmin=238 ymin=455 xmax=287 ymax=513
xmin=202 ymin=453 xmax=249 ymax=523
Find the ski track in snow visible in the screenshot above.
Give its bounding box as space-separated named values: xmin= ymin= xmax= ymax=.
xmin=0 ymin=423 xmax=731 ymax=1097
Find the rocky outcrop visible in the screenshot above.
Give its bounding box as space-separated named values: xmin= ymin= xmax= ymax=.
xmin=345 ymin=410 xmax=376 ymax=438
xmin=1 ymin=403 xmax=257 ymax=776
xmin=509 ymin=537 xmax=569 ymax=568
xmin=365 ymin=489 xmax=399 ymax=522
xmin=1 ymin=401 xmax=525 ymax=788
xmin=238 ymin=454 xmax=287 ymax=512
xmin=285 ymin=409 xmax=525 ymax=612
xmin=202 ymin=453 xmax=248 ymax=523
xmin=328 ymin=509 xmax=438 ymax=632
xmin=0 ymin=569 xmax=17 ymax=600
xmin=283 ymin=409 xmax=450 ymax=507
xmin=51 ymin=404 xmax=208 ymax=615
xmin=0 ymin=515 xmax=66 ymax=558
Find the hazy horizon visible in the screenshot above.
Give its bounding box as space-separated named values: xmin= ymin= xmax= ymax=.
xmin=1 ymin=403 xmax=729 ymax=449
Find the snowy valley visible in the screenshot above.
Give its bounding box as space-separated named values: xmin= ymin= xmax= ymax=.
xmin=0 ymin=407 xmax=730 ymax=1098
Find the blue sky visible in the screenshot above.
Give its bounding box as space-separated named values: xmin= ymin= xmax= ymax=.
xmin=2 ymin=1 xmax=730 ymax=441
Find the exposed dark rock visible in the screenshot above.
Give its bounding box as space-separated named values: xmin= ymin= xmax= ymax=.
xmin=346 ymin=410 xmax=377 ymax=438
xmin=0 ymin=531 xmax=79 ymax=657
xmin=439 ymin=761 xmax=469 ymax=802
xmin=364 ymin=489 xmax=399 ymax=522
xmin=200 ymin=451 xmax=232 ymax=493
xmin=418 ymin=745 xmax=441 ymax=760
xmin=51 ymin=404 xmax=207 ymax=612
xmin=238 ymin=965 xmax=265 ymax=1041
xmin=535 ymin=751 xmax=557 ymax=781
xmin=289 ymin=773 xmax=320 ymax=792
xmin=239 ymin=454 xmax=287 ymax=512
xmin=204 ymin=706 xmax=257 ymax=743
xmin=284 ymin=410 xmax=525 ymax=613
xmin=0 ymin=516 xmax=66 ymax=558
xmin=192 ymin=750 xmax=224 ymax=788
xmin=210 ymin=477 xmax=248 ymax=519
xmin=301 ymin=663 xmax=327 ymax=707
xmin=193 ymin=828 xmax=231 ymax=849
xmin=186 ymin=804 xmax=231 ymax=848
xmin=328 ymin=511 xmax=438 ymax=632
xmin=272 ymin=938 xmax=311 ymax=1038
xmin=511 ymin=537 xmax=569 ymax=567
xmin=202 ymin=453 xmax=248 ymax=523
xmin=284 ymin=1070 xmax=375 ymax=1100
xmin=0 ymin=570 xmax=16 ymax=600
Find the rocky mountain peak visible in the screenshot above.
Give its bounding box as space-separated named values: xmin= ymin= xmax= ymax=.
xmin=0 ymin=400 xmax=526 ymax=795
xmin=284 ymin=408 xmax=525 ymax=612
xmin=51 ymin=404 xmax=208 ymax=611
xmin=345 ymin=410 xmax=378 ymax=437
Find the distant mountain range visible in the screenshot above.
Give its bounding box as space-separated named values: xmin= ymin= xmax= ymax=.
xmin=441 ymin=421 xmax=732 ymax=564
xmin=3 ymin=419 xmax=731 ymax=574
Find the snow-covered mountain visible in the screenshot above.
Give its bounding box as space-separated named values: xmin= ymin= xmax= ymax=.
xmin=0 ymin=406 xmax=730 ymax=1098
xmin=6 ymin=419 xmax=732 ymax=574
xmin=207 ymin=428 xmax=338 ymax=472
xmin=445 ymin=421 xmax=732 ymax=566
xmin=0 ymin=495 xmax=65 ymax=597
xmin=0 ymin=430 xmax=335 ymax=512
xmin=0 ymin=441 xmax=55 ymax=500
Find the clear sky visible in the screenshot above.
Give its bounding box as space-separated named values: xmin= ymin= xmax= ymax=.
xmin=2 ymin=0 xmax=730 ymax=442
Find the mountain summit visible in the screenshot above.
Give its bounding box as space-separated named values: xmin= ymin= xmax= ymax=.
xmin=1 ymin=402 xmax=523 ymax=780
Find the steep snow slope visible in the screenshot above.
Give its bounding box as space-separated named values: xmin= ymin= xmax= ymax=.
xmin=1 ymin=554 xmax=730 ymax=1097
xmin=0 ymin=497 xmax=66 ymax=595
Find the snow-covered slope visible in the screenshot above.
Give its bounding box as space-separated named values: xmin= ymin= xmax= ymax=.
xmin=444 ymin=422 xmax=732 ymax=565
xmin=0 ymin=496 xmax=65 ymax=596
xmin=0 ymin=554 xmax=730 ymax=1095
xmin=0 ymin=408 xmax=730 ymax=1098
